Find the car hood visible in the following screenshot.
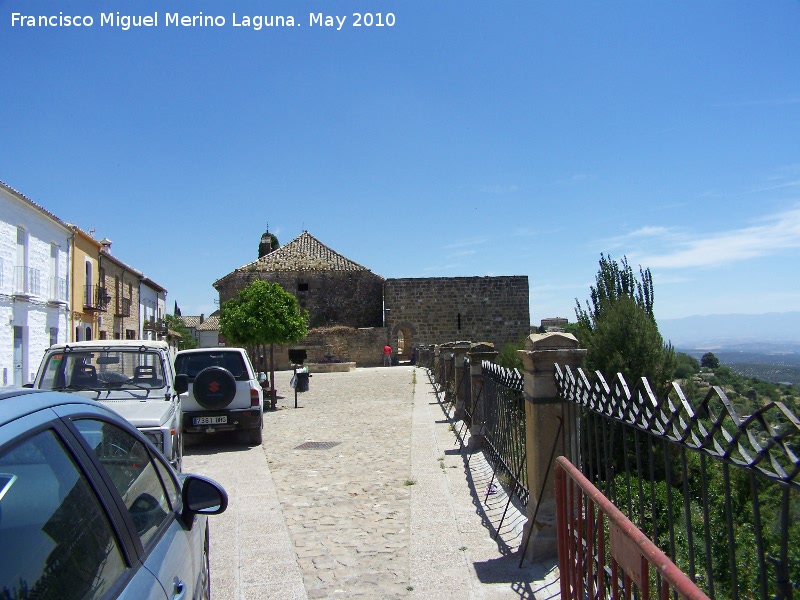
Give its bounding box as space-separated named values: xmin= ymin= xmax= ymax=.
xmin=102 ymin=399 xmax=176 ymax=428
xmin=67 ymin=391 xmax=177 ymax=428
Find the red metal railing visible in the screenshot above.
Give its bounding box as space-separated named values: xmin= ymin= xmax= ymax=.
xmin=555 ymin=456 xmax=711 ymax=600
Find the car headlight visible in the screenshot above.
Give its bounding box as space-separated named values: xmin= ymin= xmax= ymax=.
xmin=143 ymin=431 xmax=163 ymax=453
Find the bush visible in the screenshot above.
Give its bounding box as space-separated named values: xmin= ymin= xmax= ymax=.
xmin=497 ymin=338 xmax=525 ymax=370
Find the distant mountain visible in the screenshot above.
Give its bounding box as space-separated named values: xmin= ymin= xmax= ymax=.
xmin=659 ymin=311 xmax=800 ymax=351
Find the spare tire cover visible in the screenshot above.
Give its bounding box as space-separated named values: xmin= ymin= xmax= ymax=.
xmin=193 ymin=366 xmax=236 ymax=410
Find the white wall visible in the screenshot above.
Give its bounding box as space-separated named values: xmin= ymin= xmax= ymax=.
xmin=140 ymin=282 xmax=167 ymax=341
xmin=140 ymin=283 xmax=158 ymax=340
xmin=0 ymin=187 xmax=71 ymax=386
xmin=198 ymin=329 xmax=222 ymax=347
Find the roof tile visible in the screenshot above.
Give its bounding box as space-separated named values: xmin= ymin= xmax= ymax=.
xmin=216 ymin=231 xmax=380 ymax=285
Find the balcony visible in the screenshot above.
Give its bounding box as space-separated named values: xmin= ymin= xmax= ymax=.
xmin=13 ymin=266 xmax=41 ymax=297
xmin=143 ymin=318 xmax=166 ymax=333
xmin=84 ymin=285 xmax=110 ymax=312
xmin=48 ymin=277 xmax=68 ymax=305
xmin=115 ymin=297 xmax=131 ymax=318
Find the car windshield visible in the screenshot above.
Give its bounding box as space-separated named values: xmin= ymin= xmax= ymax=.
xmin=39 ymin=349 xmax=167 ymax=391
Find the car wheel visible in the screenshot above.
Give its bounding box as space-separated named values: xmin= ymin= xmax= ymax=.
xmin=193 ymin=367 xmax=237 ymax=410
xmin=199 ymin=524 xmax=211 ymax=600
xmin=246 ymin=424 xmax=263 ymax=446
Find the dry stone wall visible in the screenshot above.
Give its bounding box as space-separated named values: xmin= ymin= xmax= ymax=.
xmin=215 ymin=270 xmax=383 ymax=329
xmin=246 ymin=326 xmax=389 ymax=372
xmin=384 ymin=276 xmax=529 ymax=351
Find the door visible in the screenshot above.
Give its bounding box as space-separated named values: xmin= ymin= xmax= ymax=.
xmin=13 ymin=326 xmax=23 ymax=387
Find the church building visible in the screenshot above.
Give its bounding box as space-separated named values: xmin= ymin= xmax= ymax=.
xmin=213 ymin=230 xmax=530 ymax=367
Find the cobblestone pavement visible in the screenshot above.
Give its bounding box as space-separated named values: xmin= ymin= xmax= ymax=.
xmin=184 ymin=366 xmax=560 ymax=600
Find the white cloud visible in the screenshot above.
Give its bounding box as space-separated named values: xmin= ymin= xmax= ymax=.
xmin=447 ymin=249 xmax=476 ymax=259
xmin=748 ymin=179 xmax=800 ymax=194
xmin=443 ymin=237 xmax=489 ymax=250
xmin=423 ymin=263 xmax=461 ymax=272
xmin=620 ymin=206 xmax=800 ymax=269
xmin=532 ymin=282 xmax=591 ymax=293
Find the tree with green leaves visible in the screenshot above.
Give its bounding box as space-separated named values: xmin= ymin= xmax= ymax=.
xmin=701 ymin=352 xmax=720 ymax=369
xmin=674 ymin=352 xmax=700 ymax=379
xmin=164 ymin=314 xmax=198 ymax=350
xmin=497 ymin=337 xmax=525 ymax=370
xmin=575 ymin=254 xmax=675 ymax=396
xmin=219 ymin=280 xmax=308 ymax=408
xmin=258 ymin=230 xmax=280 ymax=258
xmin=576 ymin=253 xmax=655 ymax=323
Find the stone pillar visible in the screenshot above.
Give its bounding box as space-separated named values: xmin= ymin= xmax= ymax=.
xmin=518 ymin=332 xmax=586 ymax=563
xmin=439 ymin=342 xmax=454 ymax=397
xmin=452 ymin=341 xmax=471 ymax=419
xmin=467 ymin=342 xmax=497 ymax=448
xmin=431 ymin=344 xmax=442 ymax=388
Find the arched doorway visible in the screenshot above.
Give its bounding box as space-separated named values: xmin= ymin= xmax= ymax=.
xmin=392 ymin=322 xmax=416 ymax=363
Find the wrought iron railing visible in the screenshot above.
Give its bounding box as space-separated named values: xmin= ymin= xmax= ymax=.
xmin=116 ymin=297 xmax=131 ymax=317
xmin=556 ymin=364 xmax=800 ymax=600
xmin=13 ymin=266 xmax=41 ymax=296
xmin=142 ymin=318 xmax=165 ymax=332
xmin=459 ymin=359 xmax=480 ymax=436
xmin=84 ymin=285 xmax=110 ymax=311
xmin=48 ymin=276 xmax=67 ymax=303
xmin=482 ymin=361 xmax=529 ymax=505
xmin=418 ymin=346 xmax=528 ymax=505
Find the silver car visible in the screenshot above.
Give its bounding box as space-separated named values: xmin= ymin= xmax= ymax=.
xmin=0 ymin=388 xmax=227 ymax=599
xmin=32 ymin=340 xmax=186 ymax=472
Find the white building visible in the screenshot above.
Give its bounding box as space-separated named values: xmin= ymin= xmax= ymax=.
xmin=197 ymin=312 xmax=221 ymax=347
xmin=140 ymin=277 xmax=167 ymax=342
xmin=1 ymin=182 xmax=72 ymax=386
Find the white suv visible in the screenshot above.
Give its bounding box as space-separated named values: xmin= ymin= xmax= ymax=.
xmin=174 ymin=348 xmax=264 ymax=445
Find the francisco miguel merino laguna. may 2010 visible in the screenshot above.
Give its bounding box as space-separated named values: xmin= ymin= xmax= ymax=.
xmin=10 ymin=11 xmax=397 ymax=30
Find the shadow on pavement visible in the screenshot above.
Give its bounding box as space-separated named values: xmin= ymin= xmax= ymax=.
xmin=473 ymin=555 xmax=558 ymax=589
xmin=183 ymin=431 xmax=255 ymax=455
xmin=473 ymin=556 xmax=560 ymax=599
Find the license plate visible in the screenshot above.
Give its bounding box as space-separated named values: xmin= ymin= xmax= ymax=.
xmin=193 ymin=416 xmax=227 ymax=425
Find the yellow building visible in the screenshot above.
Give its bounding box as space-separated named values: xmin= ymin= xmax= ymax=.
xmin=69 ymin=226 xmax=105 ymax=341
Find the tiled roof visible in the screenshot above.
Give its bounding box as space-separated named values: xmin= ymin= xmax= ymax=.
xmin=99 ymin=250 xmax=143 ymax=277
xmin=215 ymin=231 xmax=381 ymax=285
xmin=141 ymin=277 xmax=167 ymax=293
xmin=1 ymin=180 xmax=71 ymax=231
xmin=181 ymin=316 xmax=202 ymax=328
xmin=197 ymin=314 xmax=220 ymax=331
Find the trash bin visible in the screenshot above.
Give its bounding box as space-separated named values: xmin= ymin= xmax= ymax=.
xmin=295 ymin=371 xmax=310 ymax=393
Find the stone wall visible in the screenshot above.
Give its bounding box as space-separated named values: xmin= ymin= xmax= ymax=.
xmin=384 ymin=276 xmax=530 ymax=351
xmin=246 ymin=326 xmax=390 ymax=373
xmin=215 ymin=270 xmax=384 ymax=329
xmin=98 ymin=253 xmax=141 ymax=341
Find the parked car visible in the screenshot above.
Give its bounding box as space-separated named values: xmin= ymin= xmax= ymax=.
xmin=31 ymin=340 xmax=185 ymax=471
xmin=174 ymin=348 xmax=264 ymax=445
xmin=0 ymin=387 xmax=227 ymax=599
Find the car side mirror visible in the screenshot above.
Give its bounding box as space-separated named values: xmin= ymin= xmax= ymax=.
xmin=174 ymin=374 xmax=189 ymax=395
xmin=257 ymin=372 xmax=267 ymax=383
xmin=181 ymin=474 xmax=228 ymax=527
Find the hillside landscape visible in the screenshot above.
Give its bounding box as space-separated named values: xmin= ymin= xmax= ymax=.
xmin=660 ymin=311 xmax=800 ymax=385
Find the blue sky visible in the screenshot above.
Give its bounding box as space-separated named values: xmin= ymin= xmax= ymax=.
xmin=2 ymin=1 xmax=799 ymax=325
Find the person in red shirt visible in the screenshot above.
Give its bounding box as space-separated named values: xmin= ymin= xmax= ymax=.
xmin=383 ymin=345 xmax=392 ymax=366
